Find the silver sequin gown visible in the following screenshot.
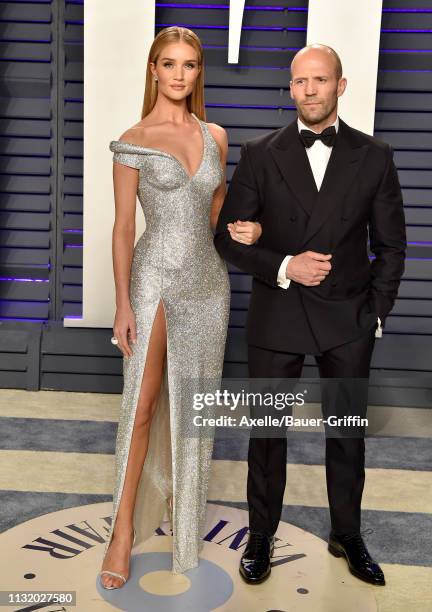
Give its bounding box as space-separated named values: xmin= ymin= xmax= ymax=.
xmin=104 ymin=112 xmax=230 ymax=574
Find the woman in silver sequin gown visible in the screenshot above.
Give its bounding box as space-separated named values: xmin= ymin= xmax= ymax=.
xmin=99 ymin=27 xmax=261 ymax=586
xmin=104 ymin=112 xmax=230 ymax=574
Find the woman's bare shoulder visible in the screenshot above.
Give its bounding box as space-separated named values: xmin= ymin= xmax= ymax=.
xmin=115 ymin=122 xmax=147 ymax=147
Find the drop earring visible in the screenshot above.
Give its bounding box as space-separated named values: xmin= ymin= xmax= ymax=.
xmin=154 ymin=76 xmax=158 ymax=82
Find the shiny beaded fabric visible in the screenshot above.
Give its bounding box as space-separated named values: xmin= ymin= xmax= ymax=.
xmin=105 ymin=113 xmax=230 ymax=573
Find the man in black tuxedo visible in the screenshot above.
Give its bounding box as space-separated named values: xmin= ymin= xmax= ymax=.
xmin=214 ymin=44 xmax=406 ymax=586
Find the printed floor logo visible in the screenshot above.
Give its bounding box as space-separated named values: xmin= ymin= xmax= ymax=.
xmin=1 ymin=503 xmax=377 ymax=611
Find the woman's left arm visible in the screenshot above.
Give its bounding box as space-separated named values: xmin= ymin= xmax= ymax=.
xmin=208 ymin=123 xmax=229 ymax=233
xmin=208 ymin=124 xmax=262 ymax=245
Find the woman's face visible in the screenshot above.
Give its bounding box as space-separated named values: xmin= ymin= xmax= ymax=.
xmin=150 ymin=42 xmax=201 ymax=101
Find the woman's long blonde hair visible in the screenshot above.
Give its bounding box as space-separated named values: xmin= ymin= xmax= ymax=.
xmin=141 ymin=27 xmax=206 ymax=121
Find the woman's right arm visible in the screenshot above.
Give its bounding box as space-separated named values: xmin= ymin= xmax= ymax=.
xmin=112 ymin=157 xmax=139 ymax=358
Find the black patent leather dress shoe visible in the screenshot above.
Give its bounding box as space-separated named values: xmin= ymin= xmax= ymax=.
xmin=239 ymin=531 xmax=275 ymax=584
xmin=328 ymin=530 xmax=385 ymax=586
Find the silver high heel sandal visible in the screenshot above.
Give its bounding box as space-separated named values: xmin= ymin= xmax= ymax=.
xmin=99 ymin=527 xmax=136 ymax=590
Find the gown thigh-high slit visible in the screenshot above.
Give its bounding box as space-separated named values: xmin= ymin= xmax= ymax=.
xmin=105 ymin=113 xmax=230 ymax=574
xmin=107 ymin=298 xmax=167 ymax=544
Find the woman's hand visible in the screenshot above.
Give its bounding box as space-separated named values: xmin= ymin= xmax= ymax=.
xmin=227 ymin=220 xmax=262 ymax=245
xmin=113 ymin=304 xmax=137 ymax=358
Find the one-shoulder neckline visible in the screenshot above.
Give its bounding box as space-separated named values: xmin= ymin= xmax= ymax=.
xmin=110 ymin=112 xmax=206 ymax=182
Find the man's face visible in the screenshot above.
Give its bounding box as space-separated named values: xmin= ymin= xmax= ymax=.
xmin=290 ymin=50 xmax=346 ymax=126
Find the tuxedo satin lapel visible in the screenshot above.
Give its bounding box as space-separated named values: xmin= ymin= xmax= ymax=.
xmin=299 ymin=122 xmax=369 ymax=249
xmin=269 ymin=122 xmax=318 ymax=216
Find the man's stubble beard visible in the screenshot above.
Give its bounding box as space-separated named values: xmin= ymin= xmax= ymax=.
xmin=295 ymin=96 xmax=338 ymax=127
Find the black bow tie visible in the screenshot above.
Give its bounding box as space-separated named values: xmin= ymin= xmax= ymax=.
xmin=299 ymin=125 xmax=337 ymax=148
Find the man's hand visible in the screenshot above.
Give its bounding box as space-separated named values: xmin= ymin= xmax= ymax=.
xmin=286 ymin=251 xmax=332 ymax=286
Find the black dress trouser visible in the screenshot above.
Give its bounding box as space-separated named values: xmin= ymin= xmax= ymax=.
xmin=247 ymin=326 xmax=376 ymax=536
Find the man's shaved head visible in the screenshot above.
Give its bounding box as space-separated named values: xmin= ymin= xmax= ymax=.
xmin=291 ymin=44 xmax=343 ymax=80
xmin=289 ymin=43 xmax=346 ymax=131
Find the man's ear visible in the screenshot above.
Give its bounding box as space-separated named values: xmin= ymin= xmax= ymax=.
xmin=337 ymin=77 xmax=347 ymax=98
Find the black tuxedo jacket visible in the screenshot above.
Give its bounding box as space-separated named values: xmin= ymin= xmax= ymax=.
xmin=214 ymin=117 xmax=407 ymax=354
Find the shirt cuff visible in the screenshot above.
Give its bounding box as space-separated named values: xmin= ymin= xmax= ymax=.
xmin=375 ymin=316 xmax=383 ymax=338
xmin=277 ymin=255 xmax=294 ymax=289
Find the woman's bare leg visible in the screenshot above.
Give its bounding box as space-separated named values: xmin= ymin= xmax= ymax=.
xmin=101 ymin=300 xmax=167 ymax=588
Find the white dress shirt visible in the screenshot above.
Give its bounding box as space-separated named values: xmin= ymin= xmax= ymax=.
xmin=275 ymin=116 xmax=382 ymax=337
